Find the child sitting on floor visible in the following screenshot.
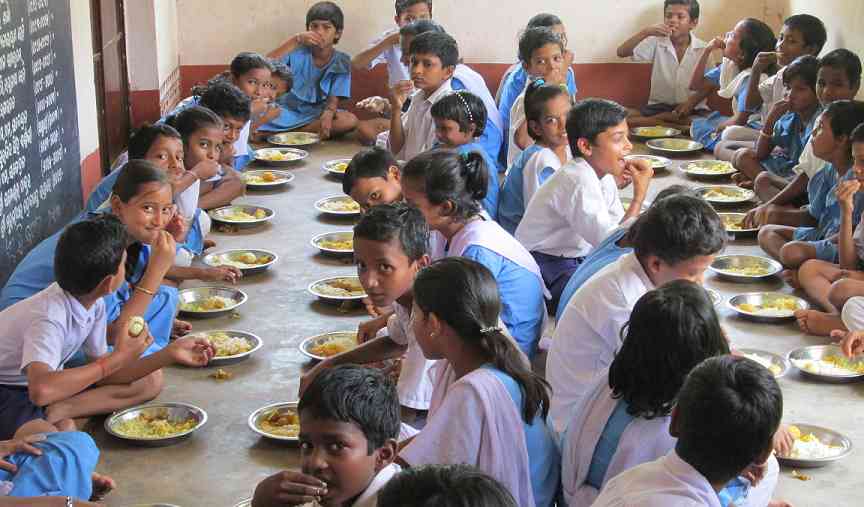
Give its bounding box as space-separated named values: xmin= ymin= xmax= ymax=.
xmin=758 ymin=100 xmax=864 ymax=277
xmin=617 ymin=0 xmax=711 ymax=126
xmin=301 ymin=204 xmax=433 ymax=428
xmin=498 ymin=80 xmax=572 ymax=234
xmin=377 ymin=464 xmax=517 ymax=507
xmin=794 ymin=124 xmax=864 ymax=336
xmin=592 ymin=355 xmax=784 ymax=507
xmin=261 ymin=1 xmax=358 ymax=139
xmin=252 ymin=365 xmax=400 ymax=507
xmin=252 ymin=59 xmax=293 ymax=135
xmin=733 ymin=56 xmax=821 ymax=189
xmin=343 ymin=147 xmax=404 ymax=212
xmin=0 ymin=215 xmax=214 ymax=440
xmin=431 ymin=91 xmax=499 ymax=219
xmin=402 ymin=149 xmax=547 ymax=358
xmin=546 ymin=194 xmax=725 ymax=433
xmin=399 ymin=258 xmax=559 ymax=507
xmin=514 ymin=99 xmax=653 ymax=309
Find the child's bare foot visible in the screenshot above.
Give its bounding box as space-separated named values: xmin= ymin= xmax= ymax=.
xmin=203 ymin=239 xmax=216 ymax=250
xmin=795 ymin=309 xmax=843 ymax=336
xmin=781 ymin=269 xmax=800 ymax=288
xmin=91 ymin=472 xmax=116 ymax=500
xmin=172 ymin=319 xmax=192 ymax=339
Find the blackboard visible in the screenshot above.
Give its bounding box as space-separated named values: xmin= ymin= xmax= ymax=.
xmin=0 ymin=0 xmax=81 ymax=286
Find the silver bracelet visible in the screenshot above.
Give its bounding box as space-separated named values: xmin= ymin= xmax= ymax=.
xmin=66 ymin=496 xmax=74 ymax=507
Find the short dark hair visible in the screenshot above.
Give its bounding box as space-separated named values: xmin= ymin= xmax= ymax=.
xmin=354 ymin=202 xmax=429 ymax=261
xmin=783 ymin=55 xmax=820 ymax=90
xmin=610 ymin=280 xmax=730 ymax=419
xmin=165 ymin=106 xmax=223 ymax=146
xmin=268 ymin=58 xmax=293 ymax=90
xmin=298 ymin=364 xmax=400 ymax=454
xmin=821 ymin=100 xmax=864 ymax=140
xmin=676 ymin=356 xmax=782 ymax=484
xmin=524 ymin=80 xmax=569 ymax=141
xmin=343 ymin=146 xmax=399 ymax=196
xmin=229 ymin=51 xmax=273 ymax=78
xmin=518 ymin=27 xmax=564 ymax=66
xmin=409 ymin=31 xmax=459 ymax=68
xmin=664 ymin=0 xmax=700 ymax=20
xmin=197 ymin=81 xmax=251 ymax=122
xmin=306 ymin=1 xmax=344 ymax=33
xmin=631 ymin=194 xmax=726 ymax=265
xmin=377 ymin=464 xmax=518 ymax=507
xmin=852 ymin=123 xmax=864 ymax=145
xmin=566 ymin=98 xmax=628 ymax=157
xmin=820 ymin=49 xmax=863 ymax=90
xmin=526 ymin=13 xmax=563 ymax=29
xmin=784 ymin=14 xmax=827 ymax=55
xmin=112 ymin=159 xmax=171 ymax=203
xmin=738 ymin=18 xmax=777 ymax=70
xmin=652 ymin=184 xmax=698 ymax=203
xmin=55 ymin=215 xmax=130 ymax=295
xmin=127 ymin=123 xmax=181 ymax=159
xmin=431 ymin=91 xmax=487 ymax=137
xmin=395 ymin=0 xmax=432 ymax=16
xmin=402 ymin=149 xmax=488 ymax=221
xmin=400 ymin=19 xmax=445 ymax=38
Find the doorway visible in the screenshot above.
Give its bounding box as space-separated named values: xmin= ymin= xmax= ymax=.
xmin=91 ymin=0 xmax=130 ymax=173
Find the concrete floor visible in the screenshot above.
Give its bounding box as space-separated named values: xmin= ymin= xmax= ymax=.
xmin=90 ymin=138 xmax=863 ymax=507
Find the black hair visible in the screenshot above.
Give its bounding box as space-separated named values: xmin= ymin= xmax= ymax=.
xmin=343 ymin=146 xmax=399 ymax=196
xmin=298 ymin=364 xmax=400 ymax=454
xmin=377 ymin=464 xmax=518 ymax=507
xmin=852 ymin=123 xmax=864 ymax=145
xmin=400 ymin=19 xmax=445 ymax=38
xmin=610 ymin=280 xmax=730 ymax=419
xmin=414 ymin=258 xmax=551 ymax=422
xmin=630 ymin=194 xmax=726 ymax=265
xmin=819 ymin=49 xmax=863 ymax=91
xmin=431 ymin=91 xmax=487 ymax=137
xmin=675 ymin=356 xmax=782 ymax=484
xmin=127 ymin=123 xmax=182 ymax=160
xmin=821 ymin=100 xmax=864 ymax=141
xmin=229 ymin=51 xmax=273 ymax=78
xmin=354 ymin=202 xmax=429 ymax=261
xmin=526 ymin=13 xmax=563 ymax=29
xmin=395 ymin=0 xmax=432 ymax=16
xmin=664 ymin=0 xmax=700 ymax=20
xmin=518 ymin=27 xmax=564 ymax=66
xmin=402 ymin=149 xmax=488 ymax=222
xmin=191 ymin=81 xmax=251 ymax=122
xmin=783 ymin=14 xmax=827 ymax=55
xmin=737 ymin=18 xmax=777 ymax=70
xmin=524 ymin=80 xmax=569 ymax=141
xmin=55 ymin=215 xmax=130 ymax=296
xmin=268 ymin=58 xmax=293 ymax=89
xmin=565 ymin=98 xmax=628 ymax=157
xmin=782 ymin=55 xmax=820 ymax=91
xmin=652 ymin=184 xmax=698 ymax=204
xmin=164 ymin=106 xmax=223 ymax=146
xmin=408 ymin=31 xmax=459 ymax=68
xmin=306 ymin=1 xmax=344 ymax=42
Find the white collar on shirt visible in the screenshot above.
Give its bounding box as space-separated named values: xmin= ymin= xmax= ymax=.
xmin=619 ymin=252 xmax=656 ymax=292
xmin=350 ymin=463 xmax=402 ymax=507
xmin=662 ymin=450 xmax=722 ymax=504
xmin=54 ymin=283 xmax=97 ymax=327
xmin=656 ymin=34 xmax=708 ymax=53
xmin=420 ymin=79 xmax=454 ymax=105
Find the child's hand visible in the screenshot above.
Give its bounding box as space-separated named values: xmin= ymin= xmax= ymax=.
xmin=708 ymin=36 xmax=725 ymax=52
xmin=384 ymin=29 xmax=401 ymax=46
xmin=832 ymin=329 xmax=864 ymax=357
xmin=743 ymin=204 xmax=770 ymax=228
xmin=219 ymin=142 xmax=236 ymax=167
xmin=625 ymin=158 xmax=654 ymax=196
xmin=0 ymin=434 xmax=46 ymax=472
xmin=389 ymin=80 xmax=414 ymax=108
xmin=168 ymin=335 xmax=215 ymax=367
xmin=741 ymin=460 xmax=768 ymax=486
xmin=357 ymin=96 xmax=391 ymax=116
xmin=643 ymin=23 xmax=672 ymax=38
xmin=358 ymin=317 xmax=388 ymax=343
xmin=752 ymin=51 xmax=778 ymax=74
xmin=773 ymin=424 xmax=794 ymax=456
xmin=202 ymin=266 xmax=242 ymax=284
xmin=836 ymin=179 xmax=861 ymax=213
xmin=150 ymin=231 xmax=178 ymax=276
xmin=251 ymin=97 xmax=270 ymax=117
xmin=766 ymin=99 xmax=791 ymax=124
xmin=319 ymin=111 xmax=334 ymax=140
xmin=252 ymin=470 xmax=328 ymax=507
xmin=673 ymin=97 xmax=697 ymax=119
xmin=165 ymin=213 xmax=189 ymax=243
xmin=299 ymin=362 xmax=326 ymax=396
xmin=297 ymin=31 xmax=325 ymax=48
xmin=189 ymin=160 xmax=221 ymax=181
xmin=113 ymin=318 xmax=154 ymax=359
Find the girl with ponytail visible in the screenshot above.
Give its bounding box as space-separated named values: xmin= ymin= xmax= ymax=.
xmin=400 ymin=257 xmax=560 ymax=507
xmin=402 ymin=149 xmax=547 ymax=358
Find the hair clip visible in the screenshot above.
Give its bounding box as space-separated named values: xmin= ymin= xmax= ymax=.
xmin=479 ymin=326 xmax=503 ymax=335
xmin=454 ymin=91 xmax=474 ymax=124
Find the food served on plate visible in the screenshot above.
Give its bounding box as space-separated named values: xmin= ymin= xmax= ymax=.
xmin=211 ymin=252 xmax=273 ymax=268
xmin=684 ymin=160 xmax=735 ymax=174
xmin=180 ymin=296 xmax=235 ymax=312
xmin=653 ymin=139 xmax=697 ymax=150
xmin=204 ymin=332 xmax=253 ymax=357
xmin=719 ymin=265 xmax=772 ymax=277
xmin=791 ymin=354 xmax=864 ymax=376
xmin=735 ymin=297 xmax=798 ymax=317
xmin=313 ymin=278 xmax=365 ymax=298
xmin=317 ymin=237 xmax=353 ymax=251
xmin=721 ymin=215 xmax=748 ymax=231
xmin=329 ymin=161 xmax=349 ymax=173
xmin=741 ymin=352 xmax=783 ymax=376
xmin=633 ymin=126 xmax=675 ymax=137
xmin=701 ymin=187 xmax=749 ymax=201
xmin=244 ymin=171 xmax=287 ymax=184
xmin=113 ymin=412 xmax=198 ymax=439
xmin=784 ymin=425 xmax=845 ymax=460
xmin=318 ymin=197 xmax=360 ymax=213
xmin=270 ymin=132 xmax=318 ymax=145
xmin=217 ymin=208 xmax=268 ymax=222
xmin=258 ymin=407 xmax=300 ymax=437
xmin=309 ymin=332 xmax=357 ymax=357
xmin=257 ymin=150 xmax=303 ymax=162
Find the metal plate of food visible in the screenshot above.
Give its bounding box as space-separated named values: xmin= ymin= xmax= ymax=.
xmin=299 ymin=331 xmax=359 ymax=361
xmin=208 ymin=205 xmax=275 ymax=228
xmin=709 ymin=255 xmax=782 ymax=282
xmin=248 ymin=402 xmax=300 ymax=442
xmin=191 ymin=330 xmax=262 ymax=366
xmin=308 ymin=276 xmax=366 ymax=302
xmin=680 ymin=159 xmax=737 ymax=179
xmin=775 ymin=423 xmax=853 ymax=468
xmin=735 ymin=348 xmax=790 ymax=378
xmin=202 ymin=249 xmax=278 ymax=275
xmin=311 ymin=231 xmax=354 ymax=255
xmin=178 ymin=286 xmax=247 ymax=318
xmin=314 ymin=195 xmax=362 ymax=216
xmin=728 ymin=292 xmax=808 ymax=323
xmin=267 ymin=132 xmax=320 ymax=146
xmin=646 ymin=138 xmax=704 ymax=154
xmin=718 ymin=212 xmax=759 ymax=237
xmin=694 ymin=185 xmax=755 ymax=206
xmin=252 ymin=147 xmax=308 ymax=167
xmin=323 ymin=158 xmax=352 ymax=177
xmin=788 ymin=344 xmax=864 ymax=383
xmin=105 ymin=402 xmax=207 ymax=446
xmin=630 ymin=126 xmax=682 ymax=138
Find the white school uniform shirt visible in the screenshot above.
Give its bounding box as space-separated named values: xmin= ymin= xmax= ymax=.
xmin=515 ymin=157 xmax=624 ymax=258
xmin=591 ymin=450 xmax=723 ymax=507
xmin=758 ymin=67 xmax=787 ymax=120
xmin=351 ymin=462 xmax=401 ymax=507
xmin=546 ymin=252 xmax=654 ymax=434
xmin=0 ymin=283 xmax=108 ymax=386
xmin=507 ymin=90 xmax=527 ymax=167
xmin=234 ymin=120 xmax=251 ymax=158
xmin=632 ymin=35 xmax=709 ymax=108
xmin=523 ymin=146 xmax=571 ymax=205
xmin=387 ymin=301 xmax=436 ymax=410
xmin=792 ymin=137 xmax=827 ymax=179
xmin=389 ymin=79 xmax=453 ymax=161
xmin=368 ymin=27 xmax=410 ymax=86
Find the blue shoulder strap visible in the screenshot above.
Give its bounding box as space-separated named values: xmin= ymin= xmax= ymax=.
xmin=585 ymin=400 xmax=635 ymax=489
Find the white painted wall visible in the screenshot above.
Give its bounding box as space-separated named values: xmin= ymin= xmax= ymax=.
xmin=154 ymin=0 xmax=179 ymax=85
xmin=125 ymin=0 xmax=159 ymax=91
xmin=69 ymin=0 xmax=99 ymax=160
xmin=176 ymin=0 xmax=775 ymax=65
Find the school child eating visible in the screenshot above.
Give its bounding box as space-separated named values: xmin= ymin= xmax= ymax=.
xmin=342 ymin=147 xmax=405 ymax=212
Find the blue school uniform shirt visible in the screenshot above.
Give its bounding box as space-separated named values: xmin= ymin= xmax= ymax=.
xmin=259 ymin=47 xmax=351 ymax=132
xmin=555 ymin=227 xmax=631 ymax=321
xmin=760 ymin=110 xmax=818 ymax=179
xmin=498 ymin=66 xmax=578 ymax=167
xmin=484 ymin=366 xmax=561 ymax=507
xmin=691 ymin=66 xmax=758 ymax=150
xmin=499 ymin=144 xmax=552 ymax=234
xmin=457 ymin=143 xmax=499 ymax=220
xmin=452 ymin=74 xmax=504 ymax=172
xmin=795 ymin=163 xmax=864 ymax=242
xmin=463 ymin=246 xmax=545 ymax=358
xmin=0 ymin=431 xmax=98 ymax=499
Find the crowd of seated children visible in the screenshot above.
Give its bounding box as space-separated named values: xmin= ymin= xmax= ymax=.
xmin=498 ymin=80 xmax=572 ymax=234
xmin=745 ymin=49 xmax=862 ymax=223
xmin=618 ymin=0 xmax=710 ymax=127
xmin=546 ymin=194 xmax=726 ymax=433
xmin=515 ymin=99 xmax=653 ymax=309
xmin=401 ymin=150 xmax=547 ymax=358
xmin=262 ymin=1 xmax=358 ymax=139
